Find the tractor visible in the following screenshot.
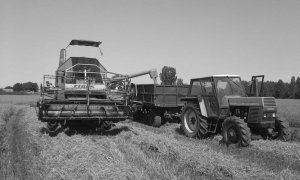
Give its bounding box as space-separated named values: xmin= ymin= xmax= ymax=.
xmin=180 ymin=75 xmax=291 ymax=147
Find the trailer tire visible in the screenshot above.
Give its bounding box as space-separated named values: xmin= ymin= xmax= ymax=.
xmin=152 ymin=115 xmax=162 ymax=127
xmin=181 ymin=104 xmax=207 ymax=138
xmin=222 ymin=116 xmax=251 ymax=147
xmin=274 ymin=117 xmax=291 ymax=141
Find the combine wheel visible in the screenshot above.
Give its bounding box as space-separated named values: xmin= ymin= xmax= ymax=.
xmin=47 ymin=122 xmax=58 ymax=131
xmin=48 ymin=122 xmax=63 ymax=137
xmin=64 ymin=126 xmax=77 ymax=136
xmin=221 ymin=116 xmax=251 ymax=147
xmin=274 ymin=117 xmax=291 ymax=141
xmin=102 ymin=121 xmax=113 ymax=131
xmin=181 ymin=104 xmax=207 ymax=138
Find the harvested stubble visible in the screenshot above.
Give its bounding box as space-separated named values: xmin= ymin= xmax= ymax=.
xmin=2 ymin=105 xmax=300 ymax=180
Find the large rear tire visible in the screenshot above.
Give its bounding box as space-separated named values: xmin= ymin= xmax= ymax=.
xmin=274 ymin=117 xmax=291 ymax=141
xmin=222 ymin=116 xmax=251 ymax=147
xmin=181 ymin=104 xmax=207 ymax=138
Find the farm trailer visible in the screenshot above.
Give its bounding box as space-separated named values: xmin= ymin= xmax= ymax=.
xmin=131 ymin=84 xmax=189 ymax=126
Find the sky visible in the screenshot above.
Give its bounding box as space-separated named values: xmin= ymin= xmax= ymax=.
xmin=0 ymin=0 xmax=300 ymax=88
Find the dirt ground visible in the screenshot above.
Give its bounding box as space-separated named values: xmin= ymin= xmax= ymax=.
xmin=0 ymin=104 xmax=300 ymax=180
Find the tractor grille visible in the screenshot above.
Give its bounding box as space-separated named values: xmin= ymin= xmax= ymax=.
xmin=248 ymin=107 xmax=260 ymax=123
xmin=263 ymin=98 xmax=276 ymax=107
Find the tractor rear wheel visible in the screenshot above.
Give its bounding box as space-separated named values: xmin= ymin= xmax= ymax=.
xmin=274 ymin=117 xmax=291 ymax=141
xmin=222 ymin=116 xmax=251 ymax=147
xmin=181 ymin=104 xmax=207 ymax=138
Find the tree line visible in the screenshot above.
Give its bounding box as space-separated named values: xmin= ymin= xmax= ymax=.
xmin=6 ymin=82 xmax=39 ymax=92
xmin=243 ymin=77 xmax=300 ymax=99
xmin=159 ymin=66 xmax=300 ymax=99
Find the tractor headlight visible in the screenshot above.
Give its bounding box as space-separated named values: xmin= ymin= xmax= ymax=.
xmin=272 ymin=113 xmax=276 ymax=118
xmin=263 ymin=114 xmax=267 ymax=118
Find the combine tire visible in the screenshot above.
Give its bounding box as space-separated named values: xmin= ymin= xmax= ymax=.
xmin=274 ymin=117 xmax=291 ymax=141
xmin=222 ymin=116 xmax=251 ymax=147
xmin=181 ymin=104 xmax=207 ymax=138
xmin=47 ymin=122 xmax=58 ymax=131
xmin=48 ymin=123 xmax=63 ymax=137
xmin=102 ymin=121 xmax=113 ymax=131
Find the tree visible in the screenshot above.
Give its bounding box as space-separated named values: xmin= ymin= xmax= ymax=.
xmin=288 ymin=76 xmax=296 ymax=98
xmin=23 ymin=82 xmax=38 ymax=92
xmin=294 ymin=77 xmax=300 ymax=99
xmin=176 ymin=78 xmax=184 ymax=86
xmin=160 ymin=66 xmax=177 ymax=85
xmin=13 ymin=83 xmax=23 ymax=92
xmin=275 ymin=80 xmax=289 ymax=98
xmin=4 ymin=86 xmax=12 ymax=89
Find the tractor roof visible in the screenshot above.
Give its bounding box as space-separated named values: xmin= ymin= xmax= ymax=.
xmin=69 ymin=40 xmax=101 ymax=47
xmin=191 ymin=75 xmax=241 ymax=81
xmin=212 ymin=74 xmax=240 ymax=77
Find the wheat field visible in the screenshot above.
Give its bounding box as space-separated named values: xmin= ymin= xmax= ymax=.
xmin=0 ymin=95 xmax=299 ymax=179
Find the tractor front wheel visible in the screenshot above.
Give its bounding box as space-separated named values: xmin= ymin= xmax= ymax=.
xmin=181 ymin=104 xmax=207 ymax=138
xmin=222 ymin=116 xmax=251 ymax=147
xmin=274 ymin=117 xmax=291 ymax=141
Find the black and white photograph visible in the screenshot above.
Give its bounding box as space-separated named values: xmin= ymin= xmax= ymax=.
xmin=0 ymin=0 xmax=299 ymax=179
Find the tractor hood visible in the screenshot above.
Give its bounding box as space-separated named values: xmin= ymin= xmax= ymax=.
xmin=228 ymin=97 xmax=276 ymax=107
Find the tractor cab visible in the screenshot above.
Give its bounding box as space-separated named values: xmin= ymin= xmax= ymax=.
xmin=188 ymin=75 xmax=246 ymax=118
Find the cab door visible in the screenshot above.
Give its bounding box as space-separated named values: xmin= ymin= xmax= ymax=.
xmin=199 ymin=78 xmax=219 ymax=118
xmin=249 ymin=75 xmax=264 ymax=97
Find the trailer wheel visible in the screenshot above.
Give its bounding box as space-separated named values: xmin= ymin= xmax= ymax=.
xmin=274 ymin=117 xmax=291 ymax=141
xmin=181 ymin=104 xmax=207 ymax=138
xmin=146 ymin=111 xmax=161 ymax=127
xmin=222 ymin=116 xmax=251 ymax=147
xmin=152 ymin=115 xmax=162 ymax=127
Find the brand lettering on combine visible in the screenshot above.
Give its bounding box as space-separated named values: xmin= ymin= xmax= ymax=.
xmin=73 ymin=85 xmax=95 ymax=89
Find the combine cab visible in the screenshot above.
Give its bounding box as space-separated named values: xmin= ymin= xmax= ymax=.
xmin=37 ymin=40 xmax=157 ymax=135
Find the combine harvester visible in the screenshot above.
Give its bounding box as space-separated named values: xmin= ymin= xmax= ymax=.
xmin=37 ymin=40 xmax=158 ymax=136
